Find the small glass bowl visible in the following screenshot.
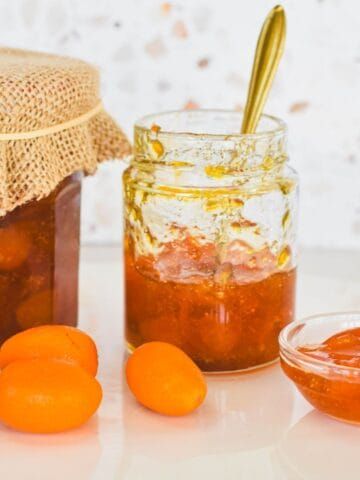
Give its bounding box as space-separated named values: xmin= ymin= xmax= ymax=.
xmin=279 ymin=312 xmax=360 ymax=424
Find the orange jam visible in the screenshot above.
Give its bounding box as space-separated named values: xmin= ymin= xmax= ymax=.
xmin=282 ymin=328 xmax=360 ymax=423
xmin=0 ymin=174 xmax=81 ymax=343
xmin=125 ymin=236 xmax=296 ymax=372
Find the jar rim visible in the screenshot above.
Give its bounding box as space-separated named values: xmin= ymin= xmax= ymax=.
xmin=279 ymin=311 xmax=360 ymax=376
xmin=135 ymin=109 xmax=287 ymax=141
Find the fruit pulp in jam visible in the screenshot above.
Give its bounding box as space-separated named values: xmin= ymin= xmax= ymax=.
xmin=125 ymin=236 xmax=296 ymax=372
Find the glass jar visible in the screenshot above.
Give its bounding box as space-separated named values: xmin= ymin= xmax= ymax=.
xmin=0 ymin=173 xmax=81 ymax=342
xmin=124 ymin=110 xmax=298 ymax=372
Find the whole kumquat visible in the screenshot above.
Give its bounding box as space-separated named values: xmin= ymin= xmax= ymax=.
xmin=15 ymin=290 xmax=53 ymax=330
xmin=0 ymin=359 xmax=102 ymax=433
xmin=0 ymin=225 xmax=31 ymax=271
xmin=126 ymin=341 xmax=207 ymax=416
xmin=0 ymin=325 xmax=98 ymax=376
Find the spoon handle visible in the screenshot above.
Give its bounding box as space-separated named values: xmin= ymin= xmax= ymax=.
xmin=241 ymin=5 xmax=286 ymax=134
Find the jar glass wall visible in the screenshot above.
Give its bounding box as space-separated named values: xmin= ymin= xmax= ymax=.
xmin=124 ymin=110 xmax=298 ymax=372
xmin=0 ymin=173 xmax=81 ymax=342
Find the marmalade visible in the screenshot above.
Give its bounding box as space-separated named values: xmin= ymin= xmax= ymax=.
xmin=125 ymin=235 xmax=296 ymax=372
xmin=282 ymin=327 xmax=360 ymax=423
xmin=0 ymin=174 xmax=81 ymax=343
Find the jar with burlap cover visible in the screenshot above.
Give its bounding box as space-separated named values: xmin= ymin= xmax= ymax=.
xmin=0 ymin=47 xmax=131 ymax=216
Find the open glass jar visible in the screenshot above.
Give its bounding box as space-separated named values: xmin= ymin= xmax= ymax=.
xmin=124 ymin=110 xmax=298 ymax=372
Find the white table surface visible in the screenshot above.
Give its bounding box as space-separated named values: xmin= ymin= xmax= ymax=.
xmin=1 ymin=246 xmax=360 ymax=480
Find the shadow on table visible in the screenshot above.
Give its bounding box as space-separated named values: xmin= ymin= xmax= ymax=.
xmin=274 ymin=409 xmax=360 ymax=480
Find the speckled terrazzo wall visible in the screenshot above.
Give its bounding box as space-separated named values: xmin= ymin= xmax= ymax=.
xmin=0 ymin=0 xmax=359 ymax=249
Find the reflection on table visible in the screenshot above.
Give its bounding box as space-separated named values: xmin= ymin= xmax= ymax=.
xmin=276 ymin=409 xmax=360 ymax=480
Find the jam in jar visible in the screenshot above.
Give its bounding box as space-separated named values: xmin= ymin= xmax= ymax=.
xmin=124 ymin=110 xmax=298 ymax=372
xmin=0 ymin=174 xmax=81 ymax=342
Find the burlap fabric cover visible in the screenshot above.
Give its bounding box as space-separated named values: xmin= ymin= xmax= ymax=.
xmin=0 ymin=47 xmax=131 ymax=216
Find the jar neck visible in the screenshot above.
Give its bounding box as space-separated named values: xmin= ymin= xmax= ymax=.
xmin=132 ymin=110 xmax=288 ymax=188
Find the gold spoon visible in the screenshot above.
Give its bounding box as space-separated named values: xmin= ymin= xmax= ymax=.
xmin=241 ymin=5 xmax=286 ymax=134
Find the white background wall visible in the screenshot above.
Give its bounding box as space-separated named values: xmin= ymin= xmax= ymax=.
xmin=0 ymin=0 xmax=359 ymax=249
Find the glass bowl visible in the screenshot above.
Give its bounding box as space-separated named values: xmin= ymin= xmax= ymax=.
xmin=279 ymin=312 xmax=360 ymax=424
